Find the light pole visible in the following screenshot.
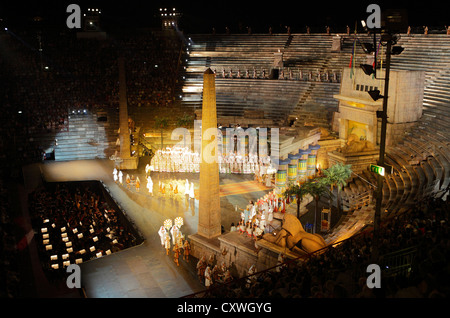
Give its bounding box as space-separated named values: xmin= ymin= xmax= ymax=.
xmin=373 ymin=34 xmax=392 ymax=248
xmin=360 ymin=32 xmax=402 ymax=260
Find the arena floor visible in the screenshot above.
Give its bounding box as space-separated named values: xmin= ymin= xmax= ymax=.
xmin=23 ymin=157 xmax=274 ymax=297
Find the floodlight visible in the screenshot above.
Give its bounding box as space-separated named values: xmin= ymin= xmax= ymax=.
xmin=360 ymin=64 xmax=375 ymax=76
xmin=368 ymin=89 xmax=383 ymax=101
xmin=391 ymin=46 xmax=404 ymax=55
xmin=361 ymin=43 xmax=375 ymax=54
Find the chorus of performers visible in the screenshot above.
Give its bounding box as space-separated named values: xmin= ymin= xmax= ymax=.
xmin=218 ymin=152 xmax=274 ymax=176
xmin=196 ymin=255 xmax=234 ymax=288
xmin=156 ymin=178 xmax=195 ymax=200
xmin=150 ymin=146 xmax=200 ymax=173
xmin=157 ymin=221 xmax=191 ymax=266
xmin=114 ymin=167 xmax=195 ymax=200
xmin=235 ymin=189 xmax=288 ymax=239
xmin=149 ymin=146 xmax=276 ymax=179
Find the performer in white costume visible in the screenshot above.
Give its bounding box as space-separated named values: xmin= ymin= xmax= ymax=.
xmin=189 ymin=182 xmax=195 ymax=199
xmin=204 ymin=266 xmax=212 ymax=288
xmin=158 ymin=226 xmax=166 ymax=246
xmin=113 ymin=168 xmax=118 ymax=182
xmin=250 ymin=201 xmax=257 ymax=220
xmin=118 ymin=170 xmax=123 ymax=185
xmin=170 ymin=225 xmax=181 ymax=245
xmin=184 ymin=179 xmax=190 ymax=195
xmin=147 ymin=175 xmax=153 ymax=195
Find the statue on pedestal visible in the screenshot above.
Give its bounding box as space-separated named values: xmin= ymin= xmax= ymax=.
xmin=342 ymin=134 xmax=375 ymax=153
xmin=261 ymin=214 xmax=327 ymax=255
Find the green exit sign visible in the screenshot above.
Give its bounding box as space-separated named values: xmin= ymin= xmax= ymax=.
xmin=370 ymin=164 xmax=385 ymax=176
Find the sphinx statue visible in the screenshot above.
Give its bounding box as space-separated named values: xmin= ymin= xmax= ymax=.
xmin=342 ymin=133 xmax=375 ymax=153
xmin=261 ymin=214 xmax=327 ymax=256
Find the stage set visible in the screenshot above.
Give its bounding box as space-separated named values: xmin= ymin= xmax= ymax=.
xmin=23 ymin=68 xmax=333 ymax=298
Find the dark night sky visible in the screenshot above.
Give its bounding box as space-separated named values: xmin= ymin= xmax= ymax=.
xmin=1 ymin=0 xmax=449 ymax=33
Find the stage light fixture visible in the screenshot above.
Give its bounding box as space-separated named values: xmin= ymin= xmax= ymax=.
xmin=376 ymin=110 xmax=384 ymax=118
xmin=361 ymin=42 xmax=375 ymax=54
xmin=368 ymin=89 xmax=383 ymax=101
xmin=360 ymin=64 xmax=375 ymax=76
xmin=391 ymin=46 xmax=404 ymax=55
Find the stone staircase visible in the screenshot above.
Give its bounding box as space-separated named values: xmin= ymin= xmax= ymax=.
xmin=324 ymin=203 xmax=375 ymax=244
xmin=182 ymin=33 xmax=362 ymax=126
xmin=31 ymin=109 xmax=118 ymax=162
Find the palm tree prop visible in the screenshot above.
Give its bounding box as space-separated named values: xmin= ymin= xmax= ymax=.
xmin=322 ymin=162 xmax=352 ymax=215
xmin=283 ymin=184 xmax=308 ymax=219
xmin=154 ymin=116 xmax=169 ymax=149
xmin=302 ymin=178 xmax=333 ymax=234
xmin=176 ymin=114 xmax=193 ymax=128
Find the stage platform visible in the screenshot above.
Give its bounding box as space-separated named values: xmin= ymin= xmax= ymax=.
xmin=22 ymin=157 xmax=366 ymax=297
xmin=23 ymin=158 xmax=274 ymax=297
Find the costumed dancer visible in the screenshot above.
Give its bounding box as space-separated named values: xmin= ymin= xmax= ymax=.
xmin=158 ymin=226 xmax=166 ymax=247
xmin=189 ymin=182 xmax=195 ymax=200
xmin=118 ymin=170 xmax=123 ymax=185
xmin=197 ymin=256 xmax=207 ymax=282
xmin=170 ymin=225 xmax=180 ymax=245
xmin=238 ymin=220 xmax=246 ymax=234
xmin=113 ymin=167 xmax=118 ymax=182
xmin=164 ymin=233 xmax=171 ymax=255
xmin=183 ymin=239 xmax=191 ymax=262
xmin=204 ymin=266 xmax=212 ymax=289
xmin=265 ymin=173 xmax=271 ymax=187
xmin=135 ymin=176 xmax=140 ymax=192
xmin=173 ymin=242 xmax=180 ymax=266
xmin=267 ymin=205 xmax=273 ymax=230
xmin=126 ymin=174 xmax=131 ymax=189
xmin=147 ymin=175 xmax=153 ymax=196
xmin=246 ymin=221 xmax=253 ymax=238
xmin=212 ymin=265 xmax=221 ymax=283
xmin=184 ymin=179 xmax=190 ymax=196
xmin=260 ymin=213 xmax=266 ymax=231
xmin=223 ymin=269 xmax=233 ymax=283
xmin=250 ymin=201 xmax=257 ymax=220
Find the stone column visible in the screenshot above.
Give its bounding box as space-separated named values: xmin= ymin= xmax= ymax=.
xmin=298 ymin=149 xmax=311 ymax=183
xmin=197 ymin=68 xmax=221 ymax=239
xmin=275 ymin=158 xmax=290 ymax=191
xmin=287 ymin=153 xmax=300 ymax=183
xmin=307 ymin=144 xmax=321 ymax=179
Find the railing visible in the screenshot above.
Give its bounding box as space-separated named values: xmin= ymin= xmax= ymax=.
xmin=139 ymin=137 xmax=157 ymax=153
xmin=343 ymin=189 xmax=373 ymax=212
xmin=379 ymin=246 xmax=418 ymax=277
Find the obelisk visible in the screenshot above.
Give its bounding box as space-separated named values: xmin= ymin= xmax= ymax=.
xmin=118 ymin=57 xmax=131 ymax=161
xmin=197 ymin=68 xmax=221 ymax=239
